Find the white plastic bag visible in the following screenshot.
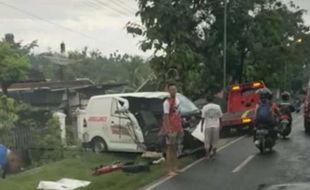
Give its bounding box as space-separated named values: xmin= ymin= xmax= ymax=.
xmin=37 ymin=178 xmax=91 ymax=190
xmin=191 ymin=121 xmax=205 ymax=143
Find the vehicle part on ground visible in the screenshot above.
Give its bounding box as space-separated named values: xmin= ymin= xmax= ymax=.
xmin=141 ymin=151 xmax=163 ymax=159
xmin=121 ymin=162 xmax=150 ymax=173
xmin=152 ymin=157 xmax=165 ymax=165
xmin=93 ymin=161 xmax=125 ymax=176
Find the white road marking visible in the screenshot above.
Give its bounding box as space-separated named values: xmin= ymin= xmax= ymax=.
xmin=142 ymin=135 xmax=246 ymax=190
xmin=232 ymin=154 xmax=255 ymax=173
xmin=217 ymin=136 xmax=247 ymax=152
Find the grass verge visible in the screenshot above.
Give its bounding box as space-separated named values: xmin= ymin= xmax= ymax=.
xmin=0 ymin=138 xmax=234 ymax=190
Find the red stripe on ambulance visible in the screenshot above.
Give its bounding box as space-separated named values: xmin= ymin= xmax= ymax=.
xmin=88 ymin=116 xmax=107 ymax=122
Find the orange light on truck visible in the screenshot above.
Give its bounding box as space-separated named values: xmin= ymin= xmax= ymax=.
xmin=232 ymin=85 xmax=241 ymax=91
xmin=253 ymin=82 xmax=262 ymax=88
xmin=242 ymin=118 xmax=252 ymax=124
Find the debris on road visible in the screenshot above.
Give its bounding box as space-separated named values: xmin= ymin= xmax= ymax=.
xmin=122 ymin=162 xmax=150 ymax=173
xmin=37 ymin=178 xmax=90 ymax=190
xmin=92 ymin=161 xmax=130 ymax=176
xmin=152 ymin=157 xmax=165 ymax=165
xmin=141 ymin=151 xmax=163 ymax=159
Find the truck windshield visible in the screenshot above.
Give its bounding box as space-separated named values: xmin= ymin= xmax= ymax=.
xmin=177 ymin=94 xmax=199 ymax=114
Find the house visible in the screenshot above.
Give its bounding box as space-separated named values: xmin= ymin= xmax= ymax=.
xmin=3 ymin=79 xmax=125 ymax=114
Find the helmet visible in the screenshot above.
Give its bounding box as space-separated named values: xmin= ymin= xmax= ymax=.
xmin=281 ymin=91 xmax=290 ymax=101
xmin=256 ymin=88 xmax=273 ymax=100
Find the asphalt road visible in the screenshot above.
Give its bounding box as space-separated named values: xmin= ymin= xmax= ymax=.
xmin=151 ymin=113 xmax=310 ymax=190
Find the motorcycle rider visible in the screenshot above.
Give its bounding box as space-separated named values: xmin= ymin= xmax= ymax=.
xmin=254 ymin=88 xmax=279 ymax=145
xmin=278 ymin=91 xmax=295 ymax=126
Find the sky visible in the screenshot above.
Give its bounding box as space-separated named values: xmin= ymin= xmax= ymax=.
xmin=0 ymin=0 xmax=309 ymax=57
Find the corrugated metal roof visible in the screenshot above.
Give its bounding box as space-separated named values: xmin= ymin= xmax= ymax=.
xmin=90 ymin=92 xmax=171 ymax=100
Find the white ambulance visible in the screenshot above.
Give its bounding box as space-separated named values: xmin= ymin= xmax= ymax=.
xmin=79 ymin=92 xmax=201 ymax=153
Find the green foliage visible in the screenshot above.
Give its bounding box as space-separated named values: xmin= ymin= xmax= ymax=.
xmin=129 ymin=0 xmax=310 ymax=98
xmin=30 ymin=50 xmax=151 ymax=90
xmin=0 ymin=95 xmax=18 ymax=129
xmin=0 ymin=42 xmax=30 ymax=94
xmin=0 ymin=95 xmax=62 ymax=165
xmin=28 ymin=116 xmax=63 ymax=165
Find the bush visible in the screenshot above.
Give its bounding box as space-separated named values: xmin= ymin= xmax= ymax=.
xmin=0 ymin=95 xmax=63 ymax=166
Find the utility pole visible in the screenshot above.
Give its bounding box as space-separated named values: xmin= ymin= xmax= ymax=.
xmin=223 ymin=0 xmax=228 ymax=93
xmin=59 ymin=42 xmax=66 ymax=81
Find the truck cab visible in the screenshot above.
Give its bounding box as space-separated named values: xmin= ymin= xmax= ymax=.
xmin=221 ymin=81 xmax=266 ymax=131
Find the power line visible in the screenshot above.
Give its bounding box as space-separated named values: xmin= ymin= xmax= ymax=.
xmin=83 ymin=1 xmax=100 ymax=10
xmin=117 ymin=0 xmax=138 ymax=12
xmin=91 ymin=0 xmax=132 ymax=17
xmin=0 ymin=1 xmax=103 ymax=42
xmin=110 ymin=0 xmax=137 ymax=14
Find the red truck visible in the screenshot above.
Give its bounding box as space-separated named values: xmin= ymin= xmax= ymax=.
xmin=221 ymin=81 xmax=266 ymax=133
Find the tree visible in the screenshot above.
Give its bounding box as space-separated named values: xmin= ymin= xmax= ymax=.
xmin=31 ymin=49 xmax=151 ymax=90
xmin=127 ymin=0 xmax=208 ymax=97
xmin=243 ymin=1 xmax=309 ymax=89
xmin=0 ymin=42 xmax=30 ymax=95
xmin=128 ymin=0 xmax=310 ymax=98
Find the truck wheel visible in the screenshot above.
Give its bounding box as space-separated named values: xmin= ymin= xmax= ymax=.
xmin=92 ymin=137 xmax=108 ymax=153
xmin=305 ymin=120 xmax=310 ymax=134
xmin=247 ymin=125 xmax=254 ymax=136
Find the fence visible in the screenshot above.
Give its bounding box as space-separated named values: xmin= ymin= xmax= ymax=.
xmin=0 ymin=126 xmax=63 ymax=166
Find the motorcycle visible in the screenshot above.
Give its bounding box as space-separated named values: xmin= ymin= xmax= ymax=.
xmin=278 ymin=114 xmax=292 ymax=138
xmin=254 ymin=126 xmax=276 ymax=154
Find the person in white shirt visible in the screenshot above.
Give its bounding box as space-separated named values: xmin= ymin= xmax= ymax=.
xmin=200 ymin=95 xmax=223 ymax=159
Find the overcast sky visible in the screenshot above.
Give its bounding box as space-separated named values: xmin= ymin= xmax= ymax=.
xmin=0 ymin=0 xmax=309 ymax=57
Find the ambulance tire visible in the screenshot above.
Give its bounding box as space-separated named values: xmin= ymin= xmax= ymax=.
xmin=92 ymin=137 xmax=108 ymax=153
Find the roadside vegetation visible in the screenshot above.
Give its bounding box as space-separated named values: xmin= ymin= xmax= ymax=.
xmin=0 ymin=152 xmax=198 ymax=190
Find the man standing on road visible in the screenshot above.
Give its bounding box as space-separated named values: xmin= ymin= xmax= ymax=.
xmin=201 ymin=95 xmax=223 ymax=159
xmin=163 ymin=83 xmax=183 ymax=176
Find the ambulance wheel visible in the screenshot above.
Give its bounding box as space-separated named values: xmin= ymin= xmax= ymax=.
xmin=92 ymin=137 xmax=108 ymax=153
